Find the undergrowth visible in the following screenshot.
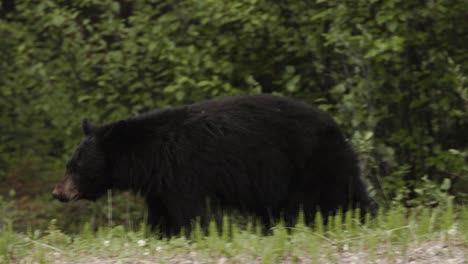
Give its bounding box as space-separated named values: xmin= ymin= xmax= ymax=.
xmin=0 ymin=206 xmax=466 ymax=263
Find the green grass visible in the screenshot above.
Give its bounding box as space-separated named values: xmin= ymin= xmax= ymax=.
xmin=1 ymin=206 xmax=467 ymax=263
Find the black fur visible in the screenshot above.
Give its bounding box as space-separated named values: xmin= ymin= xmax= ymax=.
xmin=57 ymin=95 xmax=372 ymax=235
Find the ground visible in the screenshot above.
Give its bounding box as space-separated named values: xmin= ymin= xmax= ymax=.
xmin=2 ymin=204 xmax=467 ymax=263
xmin=16 ymin=240 xmax=467 ymax=263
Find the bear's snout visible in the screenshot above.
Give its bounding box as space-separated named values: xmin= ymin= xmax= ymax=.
xmin=52 ymin=187 xmax=69 ymax=202
xmin=52 ymin=175 xmax=79 ymax=202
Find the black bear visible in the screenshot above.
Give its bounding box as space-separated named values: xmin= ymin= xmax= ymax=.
xmin=52 ymin=94 xmax=372 ymax=234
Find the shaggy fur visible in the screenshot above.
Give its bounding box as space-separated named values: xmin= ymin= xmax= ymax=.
xmin=52 ymin=94 xmax=372 ymax=235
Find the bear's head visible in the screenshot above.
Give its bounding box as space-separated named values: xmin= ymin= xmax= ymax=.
xmin=52 ymin=118 xmax=110 ymax=202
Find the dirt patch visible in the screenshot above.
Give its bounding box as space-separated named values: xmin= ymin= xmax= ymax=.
xmin=33 ymin=240 xmax=467 ymax=264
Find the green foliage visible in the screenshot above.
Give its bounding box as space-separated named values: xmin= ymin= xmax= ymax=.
xmin=405 ymin=176 xmax=455 ymax=208
xmin=0 ymin=222 xmax=14 ymax=261
xmin=221 ymin=215 xmax=230 ymax=242
xmin=39 ymin=219 xmax=71 ymax=246
xmin=0 ymin=192 xmax=17 ymax=227
xmin=416 ymin=207 xmax=432 ymax=237
xmin=314 ymin=211 xmax=324 ymax=236
xmin=462 ymin=207 xmax=468 ymax=244
xmin=331 ymin=209 xmax=343 ymax=239
xmin=0 ymin=207 xmax=466 ymax=262
xmin=190 ymin=218 xmax=203 ymax=243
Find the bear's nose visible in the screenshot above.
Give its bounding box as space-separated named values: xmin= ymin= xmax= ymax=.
xmin=52 ymin=189 xmax=60 ymax=200
xmin=52 ymin=187 xmax=67 ymax=201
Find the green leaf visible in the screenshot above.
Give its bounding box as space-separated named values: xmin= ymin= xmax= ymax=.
xmin=51 ymin=15 xmax=65 ymax=26
xmin=286 ymin=76 xmax=300 ymax=92
xmin=440 ymin=178 xmax=451 ymax=191
xmin=77 ymin=95 xmax=92 ymax=103
xmin=364 ymin=131 xmax=374 ymax=140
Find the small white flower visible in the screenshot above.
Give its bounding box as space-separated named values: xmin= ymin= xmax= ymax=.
xmin=103 ymin=240 xmax=110 ymax=247
xmin=124 ymin=242 xmax=129 ymax=247
xmin=343 ymin=244 xmax=349 ymax=251
xmin=448 ymin=227 xmax=457 ymax=236
xmin=143 ymin=250 xmax=150 ymax=256
xmin=137 ymin=239 xmax=146 ymax=247
xmin=156 ymin=246 xmax=162 ymax=252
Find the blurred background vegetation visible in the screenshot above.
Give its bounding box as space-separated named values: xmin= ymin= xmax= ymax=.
xmin=0 ymin=0 xmax=467 ymax=233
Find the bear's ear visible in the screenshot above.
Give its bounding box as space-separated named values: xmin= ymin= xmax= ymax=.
xmin=82 ymin=118 xmax=96 ymax=136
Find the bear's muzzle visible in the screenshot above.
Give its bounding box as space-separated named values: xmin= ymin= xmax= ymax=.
xmin=52 ymin=174 xmax=79 ymax=202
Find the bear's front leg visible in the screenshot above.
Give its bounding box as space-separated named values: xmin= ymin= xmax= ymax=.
xmin=146 ymin=198 xmax=173 ymax=237
xmin=163 ymin=193 xmax=208 ymax=236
